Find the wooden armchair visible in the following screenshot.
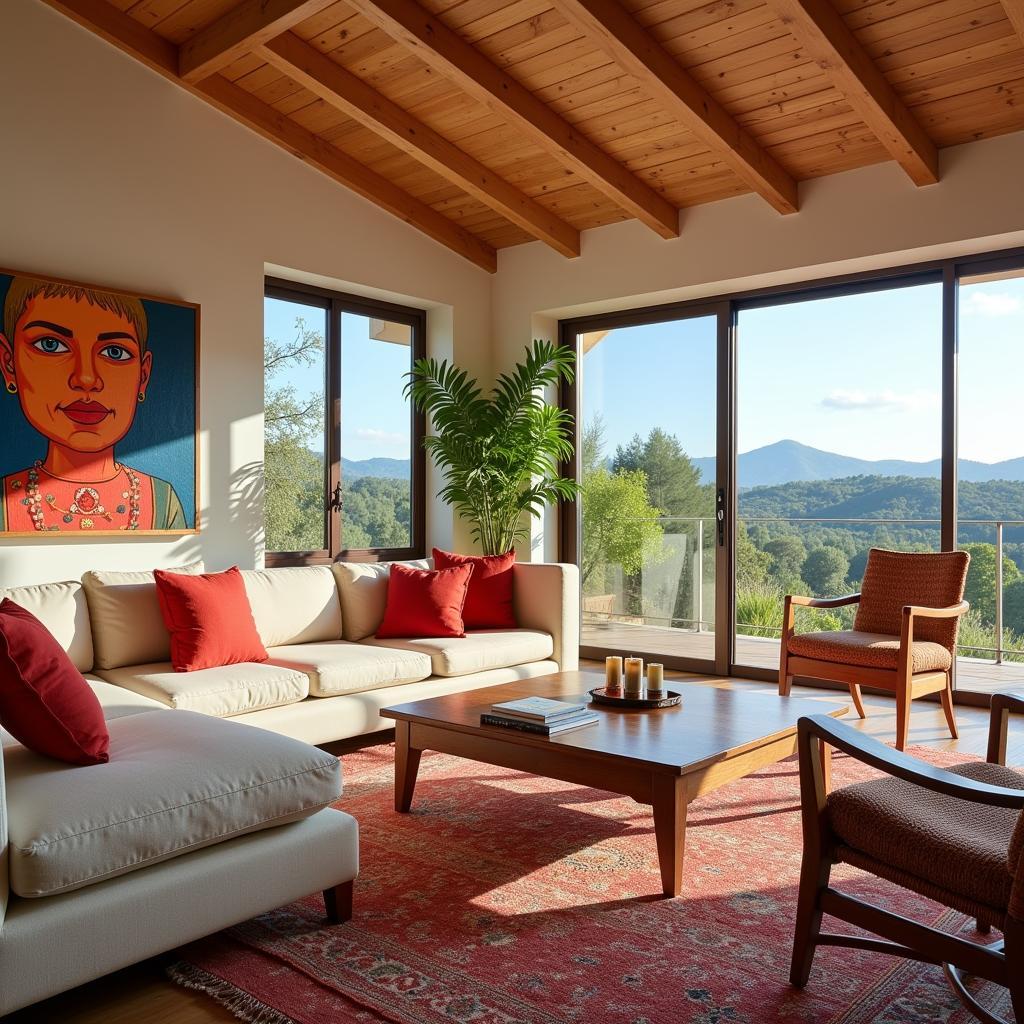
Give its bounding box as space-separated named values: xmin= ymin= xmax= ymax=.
xmin=779 ymin=548 xmax=970 ymax=750
xmin=791 ymin=694 xmax=1024 ymax=1024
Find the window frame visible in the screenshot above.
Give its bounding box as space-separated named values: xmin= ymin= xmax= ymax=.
xmin=264 ymin=277 xmax=426 ymax=567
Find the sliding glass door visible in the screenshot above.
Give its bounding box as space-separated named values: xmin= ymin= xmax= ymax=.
xmin=732 ymin=280 xmax=943 ymax=673
xmin=566 ymin=306 xmax=730 ymax=672
xmin=562 ymin=245 xmax=1024 ymax=697
xmin=956 ymin=260 xmax=1024 ymax=693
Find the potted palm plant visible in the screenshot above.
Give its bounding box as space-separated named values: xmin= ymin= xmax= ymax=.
xmin=404 ymin=340 xmax=579 ymax=555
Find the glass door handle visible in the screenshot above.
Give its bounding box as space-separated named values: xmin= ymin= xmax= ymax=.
xmin=716 ymin=489 xmax=726 ymax=546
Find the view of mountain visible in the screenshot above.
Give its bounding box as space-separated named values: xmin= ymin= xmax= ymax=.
xmin=341 ymin=456 xmax=410 ymax=480
xmin=692 ymin=439 xmax=1024 ymax=487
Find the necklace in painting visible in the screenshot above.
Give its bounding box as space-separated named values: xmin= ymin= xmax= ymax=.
xmin=20 ymin=462 xmax=142 ymax=531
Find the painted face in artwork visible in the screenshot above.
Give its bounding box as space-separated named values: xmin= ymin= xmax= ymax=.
xmin=0 ymin=292 xmax=152 ymax=455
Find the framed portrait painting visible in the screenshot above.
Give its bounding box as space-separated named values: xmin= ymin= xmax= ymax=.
xmin=0 ymin=268 xmax=199 ymax=536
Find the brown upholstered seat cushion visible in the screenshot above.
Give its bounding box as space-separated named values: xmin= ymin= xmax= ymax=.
xmin=854 ymin=548 xmax=969 ymax=649
xmin=828 ymin=761 xmax=1024 ymax=913
xmin=787 ymin=630 xmax=951 ymax=672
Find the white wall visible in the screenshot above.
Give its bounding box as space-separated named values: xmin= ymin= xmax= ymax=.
xmin=0 ymin=0 xmax=490 ymax=588
xmin=6 ymin=0 xmax=1024 ymax=585
xmin=493 ymin=130 xmax=1024 ymax=559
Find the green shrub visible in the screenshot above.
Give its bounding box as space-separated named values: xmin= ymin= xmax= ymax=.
xmin=735 ymin=580 xmax=783 ymax=638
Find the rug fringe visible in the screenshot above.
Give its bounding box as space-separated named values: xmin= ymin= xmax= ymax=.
xmin=167 ymin=961 xmax=297 ymax=1024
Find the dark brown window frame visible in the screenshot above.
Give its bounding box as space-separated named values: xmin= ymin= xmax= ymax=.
xmin=264 ymin=277 xmax=426 ymax=567
xmin=559 ymin=243 xmax=1024 ymax=704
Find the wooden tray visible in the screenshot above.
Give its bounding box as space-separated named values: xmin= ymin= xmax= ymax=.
xmin=589 ymin=687 xmax=682 ymax=710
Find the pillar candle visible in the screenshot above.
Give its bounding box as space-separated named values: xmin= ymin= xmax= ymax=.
xmin=624 ymin=657 xmax=644 ymax=699
xmin=605 ymin=656 xmax=623 ymax=697
xmin=646 ymin=663 xmax=665 ymax=700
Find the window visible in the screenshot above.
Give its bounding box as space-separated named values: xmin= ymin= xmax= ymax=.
xmin=561 ymin=245 xmax=1024 ymax=697
xmin=263 ymin=279 xmax=425 ymax=564
xmin=957 ymin=262 xmax=1024 ymax=688
xmin=734 ymin=281 xmax=942 ymax=673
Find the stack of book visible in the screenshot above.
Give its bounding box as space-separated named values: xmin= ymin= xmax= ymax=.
xmin=480 ymin=696 xmax=599 ymax=735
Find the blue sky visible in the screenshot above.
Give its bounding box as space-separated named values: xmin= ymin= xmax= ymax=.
xmin=582 ymin=275 xmax=1024 ymax=467
xmin=265 ymin=297 xmax=410 ymax=461
xmin=266 ymin=273 xmax=1024 ymax=468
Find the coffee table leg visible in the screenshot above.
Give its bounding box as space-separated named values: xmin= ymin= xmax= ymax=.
xmin=651 ymin=775 xmax=687 ymax=897
xmin=394 ymin=721 xmax=422 ymax=813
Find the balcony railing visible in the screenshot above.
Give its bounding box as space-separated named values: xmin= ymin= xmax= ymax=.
xmin=583 ymin=515 xmax=1024 ymax=664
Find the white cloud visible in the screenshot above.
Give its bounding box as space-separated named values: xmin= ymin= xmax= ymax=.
xmin=354 ymin=427 xmax=406 ymax=445
xmin=961 ymin=291 xmax=1023 ymax=317
xmin=821 ymin=389 xmax=940 ymax=413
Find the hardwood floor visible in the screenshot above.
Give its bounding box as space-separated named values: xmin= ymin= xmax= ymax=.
xmin=11 ymin=667 xmax=1024 ymax=1024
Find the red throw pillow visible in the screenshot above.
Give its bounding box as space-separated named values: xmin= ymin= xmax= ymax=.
xmin=0 ymin=599 xmax=109 ymax=765
xmin=432 ymin=548 xmax=517 ymax=629
xmin=376 ymin=562 xmax=474 ymax=639
xmin=154 ymin=566 xmax=268 ymax=672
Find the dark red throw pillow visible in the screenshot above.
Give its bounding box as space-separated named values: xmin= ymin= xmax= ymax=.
xmin=376 ymin=562 xmax=474 ymax=639
xmin=0 ymin=599 xmax=109 ymax=765
xmin=432 ymin=548 xmax=517 ymax=629
xmin=154 ymin=566 xmax=268 ymax=672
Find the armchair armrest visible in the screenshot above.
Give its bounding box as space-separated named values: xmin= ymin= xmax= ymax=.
xmin=799 ymin=714 xmax=1024 ymax=810
xmin=783 ymin=593 xmax=861 ymax=643
xmin=789 ymin=593 xmax=862 ymax=609
xmin=512 ymin=562 xmax=579 ymax=671
xmin=987 ymin=691 xmax=1024 ymax=766
xmin=903 ymin=601 xmax=970 ymax=620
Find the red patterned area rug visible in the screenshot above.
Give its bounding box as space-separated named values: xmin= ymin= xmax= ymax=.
xmin=169 ymin=743 xmax=1013 ymax=1024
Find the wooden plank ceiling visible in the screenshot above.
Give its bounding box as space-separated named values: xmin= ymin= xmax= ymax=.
xmin=43 ymin=0 xmax=1024 ymax=272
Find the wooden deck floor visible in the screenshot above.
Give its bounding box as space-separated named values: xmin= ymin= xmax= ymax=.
xmin=583 ymin=619 xmax=1024 ymax=695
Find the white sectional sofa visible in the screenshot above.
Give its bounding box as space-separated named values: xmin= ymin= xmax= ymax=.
xmin=69 ymin=558 xmax=578 ymax=740
xmin=0 ymin=558 xmax=577 ymax=1015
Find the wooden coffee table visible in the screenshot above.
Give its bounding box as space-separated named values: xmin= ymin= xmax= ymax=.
xmin=381 ymin=669 xmax=846 ymax=897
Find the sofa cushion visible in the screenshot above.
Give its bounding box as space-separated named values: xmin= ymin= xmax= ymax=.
xmin=332 ymin=558 xmax=430 ymax=641
xmin=155 ymin=566 xmax=268 ymax=672
xmin=241 ymin=566 xmax=343 ymax=647
xmin=82 ymin=562 xmax=205 ymax=670
xmin=2 ymin=581 xmax=94 ymax=673
xmin=86 ymin=678 xmax=168 ymax=720
xmin=364 ymin=629 xmax=554 ymax=678
xmin=433 ymin=548 xmax=517 ymax=629
xmin=95 ymin=660 xmax=308 ymax=717
xmin=4 ymin=710 xmax=341 ymax=898
xmin=376 ymin=562 xmax=474 ymax=639
xmin=828 ymin=760 xmax=1024 ymax=915
xmin=787 ymin=630 xmax=951 ymax=673
xmin=0 ymin=599 xmax=109 ymax=765
xmin=267 ymin=641 xmax=432 ymax=697
xmin=2 ymin=678 xmax=165 ymax=748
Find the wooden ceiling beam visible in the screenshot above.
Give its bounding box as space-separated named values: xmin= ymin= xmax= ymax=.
xmin=198 ymin=76 xmax=497 ymax=271
xmin=554 ymin=0 xmax=799 ymax=215
xmin=765 ymin=0 xmax=939 ymax=186
xmin=39 ymin=0 xmax=498 ymax=273
xmin=1000 ymin=0 xmax=1024 ymax=45
xmin=178 ymin=0 xmax=333 ymax=83
xmin=259 ymin=32 xmax=581 ymax=257
xmin=345 ymin=0 xmax=680 ymax=239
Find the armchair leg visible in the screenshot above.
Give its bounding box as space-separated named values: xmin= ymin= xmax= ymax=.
xmin=895 ymin=689 xmax=911 ymax=752
xmin=848 ymin=683 xmax=867 ymax=720
xmin=779 ymin=646 xmax=792 ymax=697
xmin=1006 ymin=916 xmax=1024 ymax=1022
xmin=940 ymin=674 xmax=959 ymax=740
xmin=790 ymin=849 xmax=832 ymax=987
xmin=323 ymin=880 xmax=353 ymax=924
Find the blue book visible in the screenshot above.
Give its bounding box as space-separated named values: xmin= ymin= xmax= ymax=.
xmin=490 ymin=696 xmax=588 ymax=721
xmin=481 ymin=712 xmax=600 ymax=735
